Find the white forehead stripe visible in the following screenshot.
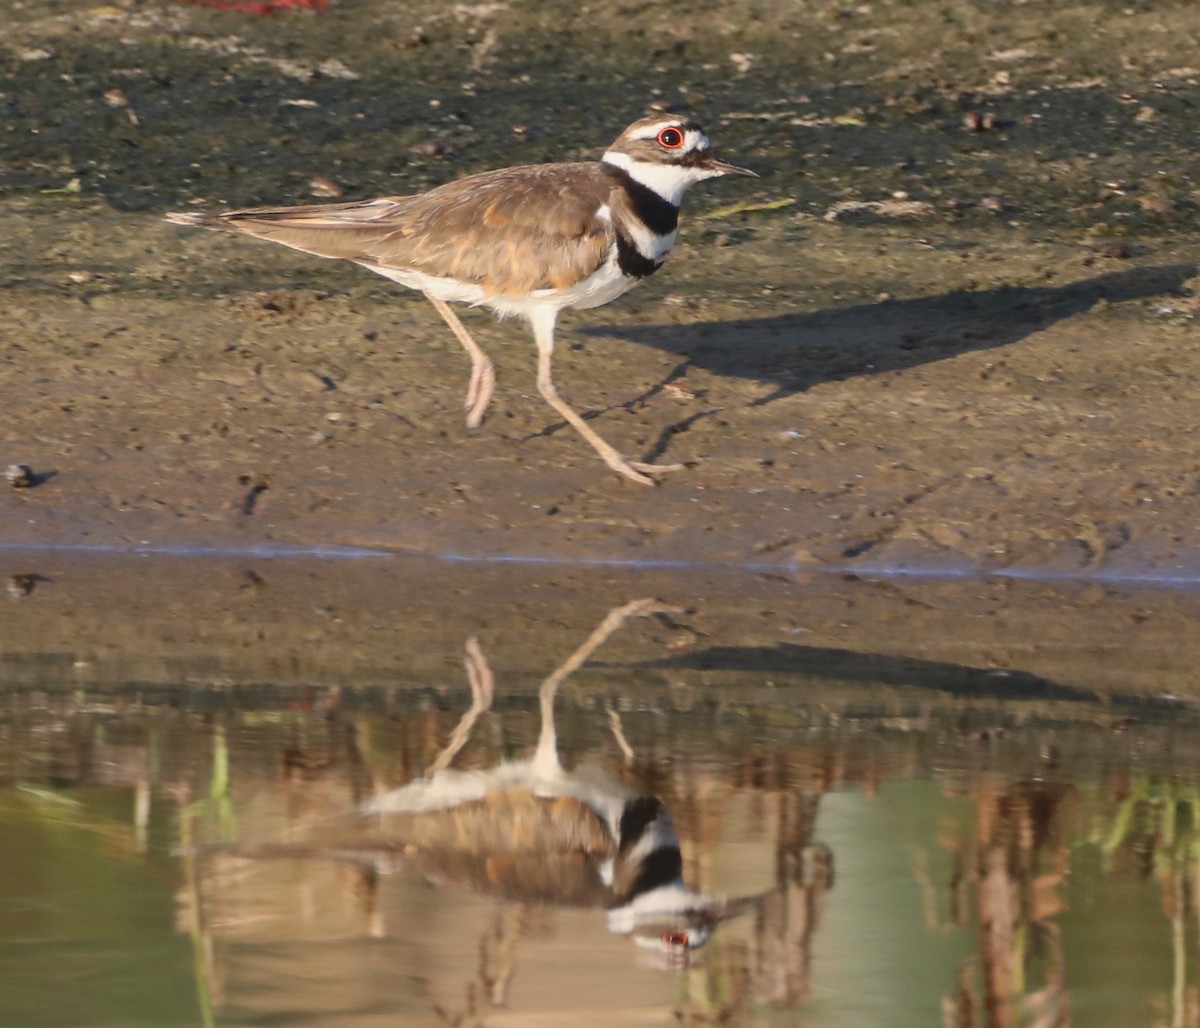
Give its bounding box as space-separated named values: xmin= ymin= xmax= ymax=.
xmin=628 ymin=123 xmax=709 ymax=152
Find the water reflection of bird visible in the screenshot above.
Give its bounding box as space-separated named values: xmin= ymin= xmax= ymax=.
xmin=368 ymin=598 xmax=757 ymax=962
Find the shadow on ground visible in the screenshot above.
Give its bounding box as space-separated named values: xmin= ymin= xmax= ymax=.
xmin=589 ymin=264 xmax=1195 ymax=404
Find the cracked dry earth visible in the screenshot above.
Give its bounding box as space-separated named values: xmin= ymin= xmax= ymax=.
xmin=3 ymin=0 xmax=1200 ymax=578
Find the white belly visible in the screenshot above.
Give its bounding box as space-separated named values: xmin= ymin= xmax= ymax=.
xmin=359 ymin=249 xmax=641 ymax=321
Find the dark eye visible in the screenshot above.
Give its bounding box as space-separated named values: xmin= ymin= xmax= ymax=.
xmin=656 ymin=127 xmax=684 ymax=149
xmin=661 ymin=930 xmax=689 ymax=946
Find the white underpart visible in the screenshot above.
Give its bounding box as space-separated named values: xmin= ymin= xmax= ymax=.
xmin=601 ymin=149 xmax=718 ymax=205
xmin=623 ymin=806 xmax=681 ymax=867
xmin=606 ymin=883 xmax=718 ymax=935
xmin=361 ymin=245 xmax=637 ymax=320
xmin=624 ymin=217 xmax=677 ymax=262
xmin=368 ymin=758 xmax=636 ymax=836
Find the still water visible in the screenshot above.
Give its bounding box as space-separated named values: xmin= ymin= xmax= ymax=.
xmin=2 ymin=553 xmax=1200 ymax=1026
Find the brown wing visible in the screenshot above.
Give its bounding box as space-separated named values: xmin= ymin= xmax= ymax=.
xmin=379 ymin=788 xmax=617 ymax=906
xmin=171 ymin=163 xmax=614 ymax=296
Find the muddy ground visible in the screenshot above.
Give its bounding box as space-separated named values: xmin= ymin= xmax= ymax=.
xmin=3 ymin=1 xmax=1200 ymax=579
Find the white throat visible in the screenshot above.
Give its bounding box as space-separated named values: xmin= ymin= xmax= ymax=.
xmin=602 ymin=150 xmax=712 ymax=206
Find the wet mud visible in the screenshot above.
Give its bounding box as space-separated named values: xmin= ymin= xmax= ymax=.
xmin=4 ymin=0 xmax=1200 ymax=575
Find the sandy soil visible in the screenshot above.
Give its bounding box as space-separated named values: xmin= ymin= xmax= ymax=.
xmin=3 ymin=0 xmax=1200 ymax=577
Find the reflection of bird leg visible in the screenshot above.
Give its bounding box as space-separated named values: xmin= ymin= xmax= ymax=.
xmin=606 ymin=706 xmax=635 ymax=766
xmin=479 ymin=904 xmax=527 ymax=1008
xmin=532 ymin=598 xmax=677 ymax=776
xmin=426 ymin=636 xmax=497 ymax=776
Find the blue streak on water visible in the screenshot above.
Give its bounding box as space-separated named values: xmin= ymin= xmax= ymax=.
xmin=1 ymin=541 xmax=1199 ymax=589
xmin=441 ymin=552 xmax=1200 ymax=589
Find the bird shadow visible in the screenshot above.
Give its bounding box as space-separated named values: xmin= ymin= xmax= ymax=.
xmin=585 ymin=264 xmax=1195 ymax=405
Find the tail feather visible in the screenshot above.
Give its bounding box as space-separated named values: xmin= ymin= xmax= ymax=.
xmin=164 ymin=211 xmax=214 ymax=227
xmin=165 ymin=198 xmax=408 ymax=232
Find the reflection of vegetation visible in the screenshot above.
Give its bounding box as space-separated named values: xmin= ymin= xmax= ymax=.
xmin=12 ymin=679 xmax=1200 ymax=1025
xmin=1096 ymin=777 xmax=1200 ymax=876
xmin=938 ymin=780 xmax=1073 ymax=1028
xmin=196 ymin=727 xmax=237 ymax=842
xmin=174 ymin=728 xmax=236 ymax=1028
xmin=1093 ymin=777 xmax=1200 ymax=1028
xmin=176 ymin=791 xmax=217 ymax=1028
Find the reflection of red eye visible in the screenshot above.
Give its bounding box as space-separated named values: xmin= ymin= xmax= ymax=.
xmin=661 ymin=930 xmax=689 ymax=946
xmin=657 ymin=127 xmax=684 ymax=149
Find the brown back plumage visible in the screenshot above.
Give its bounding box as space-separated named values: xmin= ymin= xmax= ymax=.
xmin=178 ymin=162 xmax=615 ymax=296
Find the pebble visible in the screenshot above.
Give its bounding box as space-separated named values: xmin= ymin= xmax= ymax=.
xmin=309 ymin=175 xmax=343 ymax=197
xmin=6 ymin=574 xmax=38 ymax=599
xmin=6 ymin=464 xmax=34 ymax=488
xmin=962 ymin=110 xmax=997 ymax=132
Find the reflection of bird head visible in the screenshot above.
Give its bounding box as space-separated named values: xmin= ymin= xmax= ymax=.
xmin=602 ymin=793 xmax=762 ymax=964
xmin=612 ymin=893 xmax=765 ymax=968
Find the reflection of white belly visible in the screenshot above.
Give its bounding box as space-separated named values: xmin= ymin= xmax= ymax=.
xmin=359 ymin=247 xmax=643 ymax=320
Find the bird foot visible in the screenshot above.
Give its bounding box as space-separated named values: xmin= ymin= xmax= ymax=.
xmin=609 ymin=458 xmax=687 ymax=486
xmin=463 ymin=360 xmax=496 ymax=429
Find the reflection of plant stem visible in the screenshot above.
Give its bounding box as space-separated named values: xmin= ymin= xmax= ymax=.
xmin=1094 ymin=776 xmax=1200 ymax=1026
xmin=177 ymin=796 xmax=216 ymax=1028
xmin=204 ymin=727 xmax=237 ymax=841
xmin=1099 ymin=780 xmax=1146 ymax=871
xmin=909 ymin=843 xmax=951 ymax=933
xmin=1173 ymin=865 xmax=1185 ymax=1028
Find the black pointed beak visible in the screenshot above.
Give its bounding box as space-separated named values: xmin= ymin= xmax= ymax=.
xmin=701 ymin=151 xmax=758 ymax=178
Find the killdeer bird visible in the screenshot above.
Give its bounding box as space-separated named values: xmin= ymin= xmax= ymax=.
xmin=167 ymin=115 xmax=755 ymax=485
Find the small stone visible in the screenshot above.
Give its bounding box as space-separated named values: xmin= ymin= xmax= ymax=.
xmin=6 ymin=574 xmax=38 ymax=599
xmin=1140 ymin=195 xmax=1177 ymax=216
xmin=963 ymin=110 xmax=998 ymax=131
xmin=1100 ymin=241 xmax=1133 ymax=260
xmin=729 ymin=52 xmax=754 ymax=74
xmin=979 ymin=195 xmax=1004 ymax=212
xmin=663 ymin=379 xmax=697 ymax=401
xmin=511 ymin=124 xmax=530 ymax=137
xmin=416 ymin=139 xmax=445 ymax=157
xmin=315 ymin=58 xmax=359 ymax=81
xmin=67 ymin=270 xmax=95 ymax=284
xmin=6 ymin=464 xmax=34 ymax=488
xmin=309 ymin=175 xmax=343 ymax=197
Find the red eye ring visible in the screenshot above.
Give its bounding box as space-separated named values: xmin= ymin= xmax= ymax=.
xmin=661 ymin=930 xmax=689 ymax=946
xmin=656 ymin=127 xmax=685 ymax=149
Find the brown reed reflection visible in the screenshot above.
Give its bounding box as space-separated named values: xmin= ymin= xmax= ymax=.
xmin=938 ymin=775 xmax=1075 ymax=1028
